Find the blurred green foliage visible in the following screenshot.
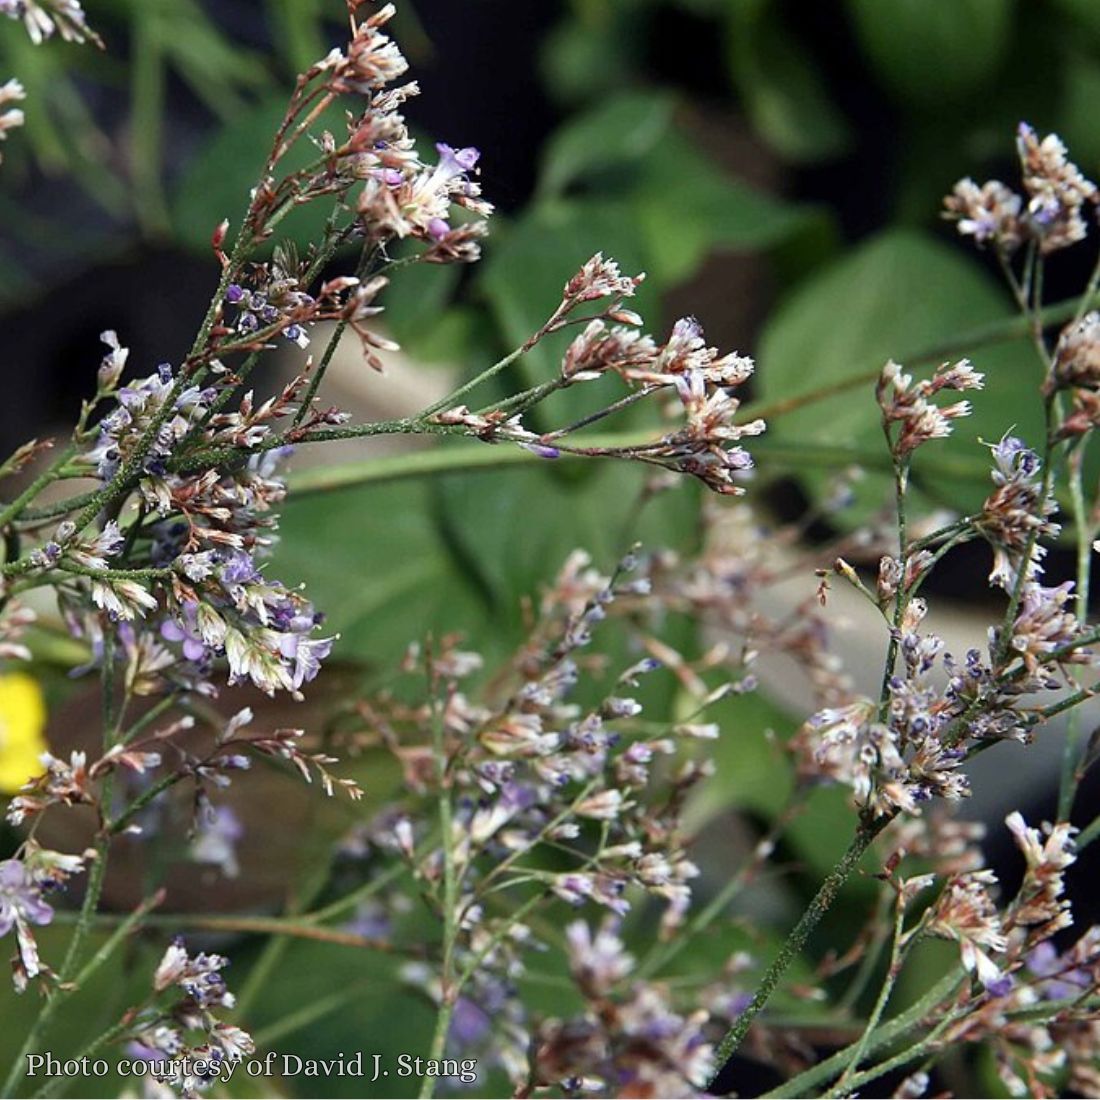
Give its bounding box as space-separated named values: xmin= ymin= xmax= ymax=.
xmin=1 ymin=2 xmax=1095 ymax=1094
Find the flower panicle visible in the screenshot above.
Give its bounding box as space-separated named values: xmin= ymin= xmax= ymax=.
xmin=945 ymin=122 xmax=1098 ymax=255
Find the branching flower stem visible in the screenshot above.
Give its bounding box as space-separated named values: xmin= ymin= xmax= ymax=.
xmin=760 ymin=967 xmax=964 ymax=1099
xmin=826 ymin=896 xmax=913 ymax=1097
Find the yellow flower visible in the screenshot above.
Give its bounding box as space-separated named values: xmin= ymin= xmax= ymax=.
xmin=0 ymin=671 xmax=47 ymax=794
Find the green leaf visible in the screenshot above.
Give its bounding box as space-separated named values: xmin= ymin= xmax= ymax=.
xmin=272 ymin=480 xmax=486 ymax=663
xmin=631 ymin=130 xmax=820 ymax=282
xmin=537 ymin=90 xmax=676 ymax=199
xmin=434 ymin=460 xmax=700 ymax=618
xmin=726 ymin=0 xmax=852 ymax=163
xmin=538 ymin=14 xmax=641 ymax=107
xmin=846 ymin=0 xmax=1015 ymax=106
xmin=756 ymin=229 xmax=1045 ymax=519
xmin=1048 ymin=0 xmax=1100 ymax=42
xmin=1057 ymin=53 xmax=1100 ymax=180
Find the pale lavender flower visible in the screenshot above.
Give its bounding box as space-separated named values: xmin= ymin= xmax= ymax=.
xmin=190 ymin=805 xmax=244 ymax=879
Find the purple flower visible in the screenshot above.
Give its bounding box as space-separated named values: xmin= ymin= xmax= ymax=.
xmin=1026 ymin=941 xmax=1090 ymax=1000
xmin=220 ymin=551 xmax=259 ymax=586
xmin=449 ymin=996 xmax=492 ymax=1045
xmin=344 ymin=899 xmax=392 ymax=940
xmin=499 ymin=782 xmax=538 ymax=813
xmin=520 ymin=442 xmax=561 ymax=460
xmin=191 ymin=806 xmax=244 ymax=879
xmin=374 ymin=167 xmax=404 ymax=186
xmin=0 ymin=860 xmax=53 ymax=937
xmin=436 ymin=143 xmax=480 ymax=175
xmin=278 ymin=633 xmax=334 ymax=690
xmin=225 ymin=284 xmax=245 ymax=304
xmin=161 ymin=604 xmax=207 ymax=662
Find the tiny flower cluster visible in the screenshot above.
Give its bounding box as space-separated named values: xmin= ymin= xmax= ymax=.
xmin=977 ymin=434 xmax=1059 ymax=590
xmin=945 ymin=122 xmax=1098 ymax=254
xmin=0 ymin=0 xmax=99 ymax=45
xmin=905 ymin=813 xmax=1099 ymax=1097
xmin=532 ymin=919 xmax=715 ymax=1097
xmin=793 ymin=539 xmax=1099 ymax=818
xmin=333 ymin=549 xmax=754 ymax=1092
xmin=876 ymin=358 xmax=983 ymax=458
xmin=123 ymin=939 xmax=255 ymax=1097
xmin=437 ymin=290 xmax=765 ymax=495
xmin=276 ymin=4 xmax=491 ymax=263
xmin=0 ymin=841 xmax=89 ymax=991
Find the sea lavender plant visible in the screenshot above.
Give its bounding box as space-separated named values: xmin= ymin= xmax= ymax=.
xmin=2 ymin=4 xmax=1100 ymax=1099
xmin=0 ymin=3 xmax=764 ymax=1097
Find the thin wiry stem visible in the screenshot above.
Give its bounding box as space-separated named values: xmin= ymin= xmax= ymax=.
xmin=707 ymin=814 xmax=892 ymax=1082
xmin=827 ymin=896 xmax=910 ymax=1097
xmin=420 ymin=660 xmax=458 ymax=1100
xmin=760 ymin=968 xmax=964 ymax=1099
xmin=1059 ymin=435 xmax=1094 ymax=820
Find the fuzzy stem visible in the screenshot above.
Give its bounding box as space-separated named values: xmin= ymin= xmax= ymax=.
xmin=292 ymin=242 xmax=376 ymax=427
xmin=418 ymin=345 xmax=529 ymax=420
xmin=708 ymin=815 xmax=892 ymax=1084
xmin=1058 ymin=437 xmax=1093 ymax=820
xmin=760 ymin=967 xmax=963 ymax=1099
xmin=826 ymin=898 xmax=909 ymax=1097
xmin=878 ymin=453 xmax=910 ymax=716
xmin=0 ymin=444 xmax=77 ymax=530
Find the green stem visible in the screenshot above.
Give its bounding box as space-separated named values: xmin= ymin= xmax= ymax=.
xmin=1058 ymin=439 xmax=1093 ymax=821
xmin=57 ymin=909 xmax=414 ymax=953
xmin=421 ymin=674 xmax=458 ymax=1100
xmin=878 ymin=454 xmax=910 ymax=717
xmin=72 ymin=892 xmax=164 ymax=990
xmin=106 ymin=772 xmax=185 ymax=836
xmin=1076 ymin=813 xmax=1100 ymax=850
xmin=0 ymin=445 xmax=77 ymax=530
xmin=282 ymin=434 xmax=990 ymax=501
xmin=117 ymin=695 xmax=178 ymax=748
xmin=833 ymin=1011 xmax=957 ymax=1097
xmin=760 ymin=968 xmax=963 ymax=1099
xmin=1 ymin=827 xmax=113 ymax=1098
xmin=707 ymin=815 xmax=892 ymax=1083
xmin=253 ymin=978 xmax=375 ymax=1049
xmin=741 ymin=288 xmax=1098 ymax=430
xmin=418 ymin=345 xmax=528 ymax=421
xmin=293 ymin=242 xmax=375 ymax=428
xmin=826 ymin=901 xmax=909 ymax=1097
